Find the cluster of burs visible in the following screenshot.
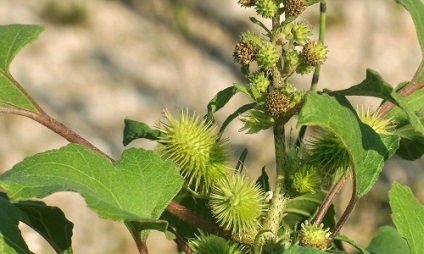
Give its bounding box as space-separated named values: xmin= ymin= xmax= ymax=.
xmin=234 ymin=0 xmax=327 ymax=134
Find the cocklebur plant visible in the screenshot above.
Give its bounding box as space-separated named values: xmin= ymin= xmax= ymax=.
xmin=0 ymin=1 xmax=424 ymax=254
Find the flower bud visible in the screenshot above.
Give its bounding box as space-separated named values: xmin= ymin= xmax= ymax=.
xmin=256 ymin=43 xmax=279 ymax=70
xmin=292 ymin=21 xmax=312 ymax=45
xmin=249 ymin=71 xmax=270 ymax=99
xmin=282 ymin=47 xmax=300 ymax=75
xmin=299 ymin=221 xmax=330 ymax=250
xmin=256 ymin=0 xmax=279 ymax=18
xmin=301 ymin=40 xmax=328 ymax=67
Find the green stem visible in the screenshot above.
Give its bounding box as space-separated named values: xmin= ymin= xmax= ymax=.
xmin=310 ymin=0 xmax=327 ymax=91
xmin=263 ymin=127 xmax=288 ymax=234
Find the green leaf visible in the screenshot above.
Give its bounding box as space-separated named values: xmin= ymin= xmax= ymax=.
xmin=0 ymin=24 xmax=44 ymax=112
xmin=395 ymin=0 xmax=424 ymax=81
xmin=366 ymin=226 xmax=409 ymax=254
xmin=389 ymin=182 xmax=424 ymax=254
xmin=0 ymin=144 xmax=184 ymax=233
xmin=283 ymin=191 xmax=336 ymax=230
xmin=396 ymin=138 xmax=424 ymax=160
xmin=122 ymin=118 xmax=162 ymax=146
xmin=297 ymin=92 xmax=399 ymax=196
xmin=283 ymin=245 xmax=326 ymax=254
xmin=0 ymin=194 xmax=31 ymax=254
xmin=256 ymin=167 xmax=270 ymax=193
xmin=205 ymin=86 xmax=238 ymax=124
xmin=335 ymin=234 xmax=370 ymax=254
xmin=330 ymin=69 xmax=424 ymax=138
xmin=16 ymin=201 xmax=73 ymax=254
xmin=218 ymin=102 xmax=256 ymax=134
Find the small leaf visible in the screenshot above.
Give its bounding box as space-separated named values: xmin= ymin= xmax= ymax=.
xmin=218 ymin=102 xmax=256 ymax=134
xmin=0 ymin=194 xmax=31 ymax=254
xmin=235 ymin=148 xmax=248 ymax=171
xmin=256 ymin=167 xmax=270 ymax=193
xmin=205 ymin=86 xmax=238 ymax=124
xmin=366 ymin=226 xmax=409 ymax=254
xmin=16 ymin=201 xmax=73 ymax=254
xmin=0 ymin=24 xmax=44 ymax=112
xmin=122 ymin=118 xmax=162 ymax=146
xmin=297 ymin=92 xmax=399 ymax=196
xmin=0 ymin=144 xmax=184 ymax=233
xmin=248 ymin=17 xmax=271 ymax=36
xmin=389 ymin=182 xmax=424 ymax=254
xmin=335 ymin=234 xmax=370 ymax=254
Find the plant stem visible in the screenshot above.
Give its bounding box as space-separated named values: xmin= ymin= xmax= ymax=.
xmin=167 ymin=226 xmax=194 ymax=254
xmin=327 ymin=177 xmax=357 ymax=244
xmin=263 ymin=126 xmax=288 ymax=234
xmin=312 ymin=174 xmax=346 ymax=226
xmin=0 ymin=108 xmax=113 ymax=161
xmin=310 ymin=0 xmax=327 ymax=91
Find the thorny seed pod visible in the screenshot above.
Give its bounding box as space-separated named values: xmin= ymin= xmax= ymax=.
xmin=209 ymin=174 xmax=267 ymax=237
xmin=156 ymin=110 xmax=231 ymax=194
xmin=299 ymin=221 xmax=331 ymax=250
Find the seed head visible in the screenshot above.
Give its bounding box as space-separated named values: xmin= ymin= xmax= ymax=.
xmin=265 ymin=90 xmax=290 ymax=117
xmin=285 ymin=0 xmax=306 ymax=16
xmin=233 ymin=40 xmax=257 ymax=65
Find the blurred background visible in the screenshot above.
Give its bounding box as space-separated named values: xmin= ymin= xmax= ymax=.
xmin=0 ymin=0 xmax=423 ymax=253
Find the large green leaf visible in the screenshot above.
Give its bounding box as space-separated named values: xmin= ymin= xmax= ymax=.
xmin=0 ymin=194 xmax=31 ymax=254
xmin=389 ymin=182 xmax=424 ymax=254
xmin=330 ymin=69 xmax=424 ymax=138
xmin=366 ymin=226 xmax=409 ymax=254
xmin=0 ymin=24 xmax=43 ymax=112
xmin=297 ymin=92 xmax=399 ymax=196
xmin=16 ymin=201 xmax=73 ymax=254
xmin=0 ymin=144 xmax=184 ymax=233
